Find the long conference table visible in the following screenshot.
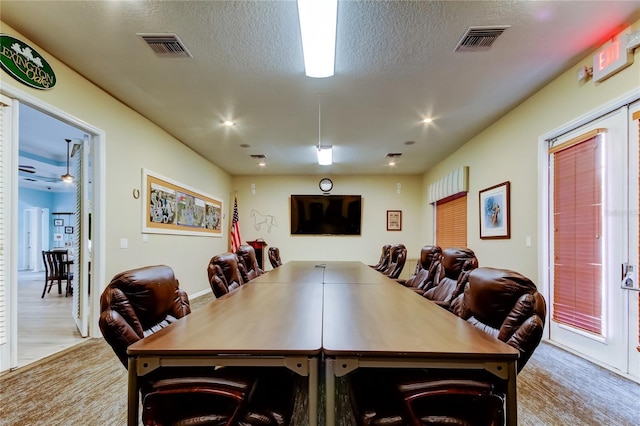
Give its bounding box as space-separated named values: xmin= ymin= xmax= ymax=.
xmin=127 ymin=261 xmax=519 ymax=425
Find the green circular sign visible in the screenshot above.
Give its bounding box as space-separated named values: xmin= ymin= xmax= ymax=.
xmin=0 ymin=34 xmax=56 ymax=90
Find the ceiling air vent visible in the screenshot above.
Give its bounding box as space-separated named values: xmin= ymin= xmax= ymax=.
xmin=454 ymin=25 xmax=510 ymax=52
xmin=250 ymin=154 xmax=267 ymax=159
xmin=138 ymin=33 xmax=192 ymax=58
xmin=385 ymin=153 xmax=402 ymax=159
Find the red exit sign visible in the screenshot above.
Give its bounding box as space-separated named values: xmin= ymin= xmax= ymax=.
xmin=592 ymin=29 xmax=634 ymax=83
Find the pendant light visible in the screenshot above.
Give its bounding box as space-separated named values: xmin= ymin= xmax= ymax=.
xmin=60 ymin=138 xmax=73 ymax=183
xmin=316 ymin=96 xmax=332 ymax=165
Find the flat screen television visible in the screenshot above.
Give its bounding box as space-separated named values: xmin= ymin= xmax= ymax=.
xmin=290 ymin=194 xmax=362 ymax=235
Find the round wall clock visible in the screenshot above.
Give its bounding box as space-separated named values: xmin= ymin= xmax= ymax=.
xmin=319 ymin=178 xmax=333 ymax=192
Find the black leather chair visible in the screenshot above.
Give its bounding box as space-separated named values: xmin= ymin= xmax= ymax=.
xmin=207 ymin=252 xmax=246 ymax=298
xmin=268 ymin=247 xmax=283 ymax=269
xmin=422 ymin=247 xmax=477 ymax=309
xmin=398 ymin=245 xmax=442 ymax=295
xmin=237 ymin=244 xmax=265 ymax=281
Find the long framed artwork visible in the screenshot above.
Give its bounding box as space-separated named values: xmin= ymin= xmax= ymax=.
xmin=142 ymin=169 xmax=222 ymax=237
xmin=479 ymin=181 xmax=510 ymax=239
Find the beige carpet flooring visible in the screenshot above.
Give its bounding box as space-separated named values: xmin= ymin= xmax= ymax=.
xmin=2 ymin=293 xmax=639 ymax=425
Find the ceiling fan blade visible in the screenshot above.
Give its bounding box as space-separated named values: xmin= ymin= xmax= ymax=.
xmin=18 ymin=165 xmax=36 ymax=173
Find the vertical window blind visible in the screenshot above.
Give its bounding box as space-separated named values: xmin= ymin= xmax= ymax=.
xmin=550 ymin=131 xmax=603 ymax=335
xmin=435 ymin=194 xmax=467 ymax=249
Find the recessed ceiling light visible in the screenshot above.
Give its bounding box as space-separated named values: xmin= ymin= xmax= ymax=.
xmin=386 ymin=153 xmax=402 ymax=166
xmin=223 ymin=120 xmax=235 ymax=127
xmin=240 ymin=144 xmax=251 ymax=148
xmin=422 ymin=118 xmax=433 ymax=124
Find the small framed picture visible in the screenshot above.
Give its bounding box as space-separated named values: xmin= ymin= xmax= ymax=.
xmin=54 ymin=219 xmax=64 ymax=226
xmin=386 ymin=210 xmax=402 ymax=231
xmin=64 ymin=226 xmax=74 ymax=234
xmin=479 ymin=181 xmax=511 ymax=239
xmin=53 ymin=233 xmax=63 ymax=241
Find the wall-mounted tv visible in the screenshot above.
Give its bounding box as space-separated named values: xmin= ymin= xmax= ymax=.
xmin=290 ymin=194 xmax=362 ymax=235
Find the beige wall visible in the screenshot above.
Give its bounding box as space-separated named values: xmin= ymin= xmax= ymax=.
xmin=231 ymin=174 xmax=424 ymax=276
xmin=1 ymin=22 xmax=233 ymax=301
xmin=422 ymin=20 xmax=640 ymax=283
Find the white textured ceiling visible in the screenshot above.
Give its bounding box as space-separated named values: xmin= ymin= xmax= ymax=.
xmin=3 ymin=1 xmax=639 ymax=178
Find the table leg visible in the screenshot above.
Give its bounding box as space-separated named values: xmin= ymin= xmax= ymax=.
xmin=506 ymin=361 xmax=518 ymax=426
xmin=128 ymin=357 xmax=138 ymax=426
xmin=325 ymin=358 xmax=336 ymax=426
xmin=308 ymin=357 xmax=318 ymax=426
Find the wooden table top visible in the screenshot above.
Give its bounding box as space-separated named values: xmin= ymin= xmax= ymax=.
xmin=252 ymin=261 xmax=325 ymax=284
xmin=322 ymin=282 xmax=519 ymax=360
xmin=128 ymin=261 xmax=517 ymax=361
xmin=128 ymin=282 xmax=323 ymax=356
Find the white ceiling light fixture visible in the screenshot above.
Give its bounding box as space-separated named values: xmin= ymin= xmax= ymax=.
xmin=297 ymin=0 xmax=338 ymax=78
xmin=60 ymin=138 xmax=73 ymax=183
xmin=317 ymin=146 xmax=332 ymax=166
xmin=316 ymin=96 xmax=332 ymax=166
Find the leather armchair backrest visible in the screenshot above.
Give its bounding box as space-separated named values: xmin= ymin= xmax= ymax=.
xmin=207 ymin=252 xmax=245 ymax=298
xmin=382 ymin=244 xmax=407 ymax=279
xmin=99 ymin=265 xmax=190 ymax=367
xmin=455 ymin=267 xmax=547 ymax=371
xmin=268 ymin=247 xmax=282 ymax=268
xmin=417 ymin=245 xmax=442 ymax=273
xmin=424 ymin=247 xmax=477 ymax=306
xmin=371 ymin=244 xmax=392 ymax=271
xmin=404 ymin=246 xmax=443 ymax=290
xmin=440 ymin=247 xmax=478 ymax=280
xmin=236 ymin=244 xmax=264 ymax=281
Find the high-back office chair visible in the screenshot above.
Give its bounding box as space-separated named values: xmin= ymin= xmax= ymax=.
xmin=381 ymin=244 xmax=407 ymax=279
xmin=268 ymin=247 xmax=283 ymax=269
xmin=370 ymin=244 xmax=392 ymax=271
xmin=349 ymin=267 xmax=546 ymax=426
xmin=98 ymin=265 xmax=255 ymax=425
xmin=422 ymin=247 xmax=477 ymax=309
xmin=41 ymin=250 xmax=73 ymax=298
xmin=398 ymin=245 xmax=442 ymax=295
xmin=99 ymin=264 xmax=296 ymax=426
xmin=236 ymin=244 xmax=264 ymax=281
xmin=397 ymin=267 xmax=547 ymax=425
xmin=207 ymin=252 xmax=246 ymax=298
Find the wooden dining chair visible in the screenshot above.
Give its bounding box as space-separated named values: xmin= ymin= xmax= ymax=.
xmin=41 ymin=250 xmax=73 ymax=298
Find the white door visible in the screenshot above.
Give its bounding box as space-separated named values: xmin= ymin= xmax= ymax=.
xmin=71 ymin=137 xmax=90 ymax=337
xmin=0 ymin=94 xmax=17 ymax=372
xmin=626 ymin=101 xmax=640 ymax=380
xmin=23 ymin=207 xmax=48 ymax=271
xmin=548 ymin=108 xmax=628 ymax=373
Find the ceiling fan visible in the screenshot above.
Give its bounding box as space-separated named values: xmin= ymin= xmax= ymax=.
xmin=18 ymin=163 xmax=63 ymax=184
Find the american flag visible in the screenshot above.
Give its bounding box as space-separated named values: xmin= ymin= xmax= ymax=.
xmin=230 ymin=195 xmax=242 ymax=253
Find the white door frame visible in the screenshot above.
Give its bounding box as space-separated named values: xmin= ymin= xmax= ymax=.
xmin=1 ymin=84 xmax=106 ymax=372
xmin=538 ymin=88 xmax=640 ymax=381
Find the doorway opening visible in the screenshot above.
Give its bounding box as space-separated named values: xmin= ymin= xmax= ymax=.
xmin=16 ymin=103 xmax=88 ymax=367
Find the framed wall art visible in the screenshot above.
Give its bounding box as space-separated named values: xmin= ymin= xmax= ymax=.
xmin=54 ymin=219 xmax=64 ymax=226
xmin=64 ymin=226 xmax=74 ymax=234
xmin=386 ymin=210 xmax=402 ymax=231
xmin=479 ymin=181 xmax=510 ymax=239
xmin=142 ymin=169 xmax=223 ymax=237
